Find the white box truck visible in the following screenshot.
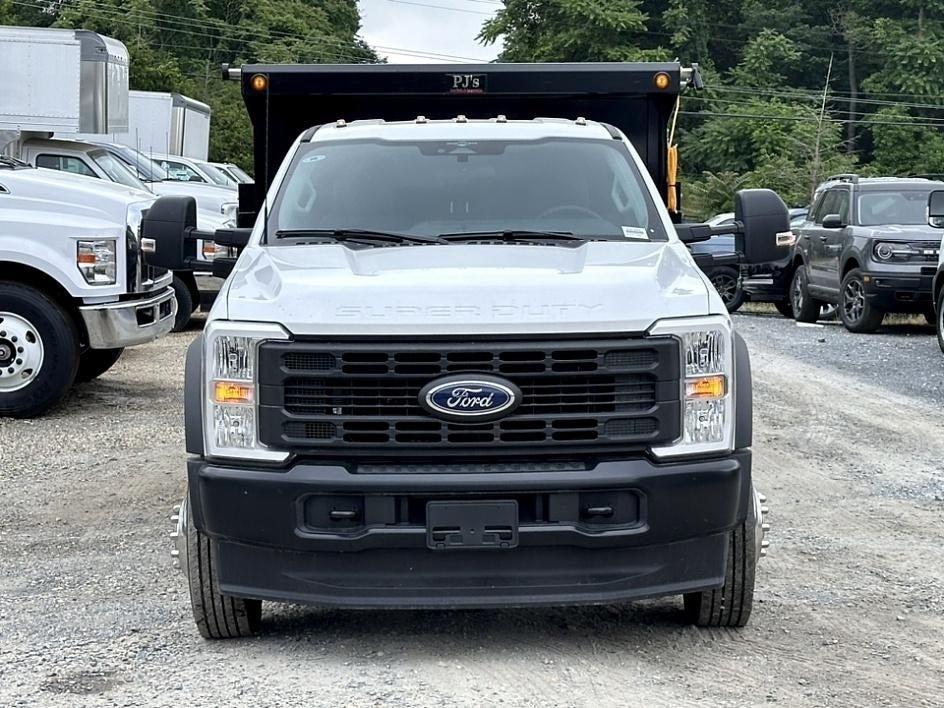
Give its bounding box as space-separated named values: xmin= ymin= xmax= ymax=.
xmin=77 ymin=90 xmax=211 ymax=160
xmin=0 ymin=25 xmax=128 ymax=137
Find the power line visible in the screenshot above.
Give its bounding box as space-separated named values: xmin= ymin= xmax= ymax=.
xmin=380 ymin=0 xmax=494 ymax=15
xmin=680 ymin=109 xmax=944 ymax=129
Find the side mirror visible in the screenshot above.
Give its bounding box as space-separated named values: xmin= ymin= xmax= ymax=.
xmin=675 ymin=223 xmax=712 ymax=244
xmin=141 ymin=196 xmax=198 ymax=271
xmin=734 ymin=189 xmax=792 ymax=265
xmin=822 ymin=214 xmax=845 ymax=229
xmin=142 ymin=196 xmax=251 ymax=275
xmin=928 ymin=190 xmax=944 ymax=228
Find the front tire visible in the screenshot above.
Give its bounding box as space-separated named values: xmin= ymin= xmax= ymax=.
xmin=171 ymin=275 xmax=194 ymax=333
xmin=790 ymin=265 xmax=822 ymax=323
xmin=839 ymin=269 xmax=884 ymax=333
xmin=709 ymin=267 xmax=745 ymax=312
xmin=75 ymin=348 xmax=124 ymax=383
xmin=683 ymin=493 xmax=758 ymax=627
xmin=774 ymin=300 xmax=793 ymax=318
xmin=0 ymin=282 xmax=79 ymax=418
xmin=936 ymin=289 xmax=944 ymax=354
xmin=185 ymin=497 xmax=262 ymax=639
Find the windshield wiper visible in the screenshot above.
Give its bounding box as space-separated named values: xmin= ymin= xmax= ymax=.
xmin=438 ymin=230 xmax=593 ymax=244
xmin=0 ymin=155 xmax=31 ymax=169
xmin=275 ymin=228 xmax=448 ymax=246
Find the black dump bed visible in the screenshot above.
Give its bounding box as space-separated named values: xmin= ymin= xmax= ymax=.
xmin=233 ymin=62 xmax=692 ymax=217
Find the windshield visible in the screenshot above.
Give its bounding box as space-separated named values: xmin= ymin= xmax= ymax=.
xmin=112 ymin=146 xmax=170 ymax=182
xmin=270 ymin=137 xmax=667 ymax=243
xmin=228 ymin=164 xmax=253 ymax=183
xmin=858 ymin=190 xmax=932 ymax=226
xmin=89 ymin=150 xmax=145 ymax=189
xmin=198 ymin=161 xmax=236 ymax=186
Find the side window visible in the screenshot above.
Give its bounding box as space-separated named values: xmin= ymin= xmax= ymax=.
xmin=160 ymin=159 xmax=206 ymax=183
xmin=35 ymin=154 xmax=97 ymax=178
xmin=833 ymin=190 xmax=850 ymax=223
xmin=812 ymin=192 xmax=835 ymax=224
xmin=809 ymin=192 xmax=829 ymax=224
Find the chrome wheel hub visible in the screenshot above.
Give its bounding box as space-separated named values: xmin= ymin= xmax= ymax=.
xmin=754 ymin=489 xmax=770 ymax=560
xmin=0 ymin=312 xmax=44 ymax=392
xmin=711 ymin=274 xmax=737 ymax=304
xmin=843 ymin=279 xmax=865 ymax=322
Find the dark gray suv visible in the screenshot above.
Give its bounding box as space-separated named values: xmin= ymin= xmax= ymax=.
xmin=790 ymin=175 xmax=942 ymax=332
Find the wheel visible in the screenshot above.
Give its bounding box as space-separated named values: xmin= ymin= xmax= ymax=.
xmin=839 ymin=269 xmax=884 ymax=333
xmin=936 ymin=290 xmax=944 ymax=354
xmin=774 ymin=300 xmax=793 ymax=318
xmin=925 ymin=307 xmax=936 ymax=328
xmin=0 ymin=282 xmax=79 ymax=418
xmin=709 ymin=267 xmax=745 ymax=312
xmin=75 ymin=348 xmax=124 ymax=383
xmin=790 ymin=265 xmax=823 ymax=323
xmin=184 ymin=496 xmax=262 ymax=639
xmin=683 ymin=491 xmax=759 ymax=627
xmin=171 ymin=274 xmax=194 ymax=332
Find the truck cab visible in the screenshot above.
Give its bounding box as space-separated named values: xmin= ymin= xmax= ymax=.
xmin=145 ymin=63 xmax=787 ymax=638
xmin=0 ymin=158 xmax=175 ymax=417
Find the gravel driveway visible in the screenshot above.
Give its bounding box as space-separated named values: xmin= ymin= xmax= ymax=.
xmin=1 ymin=314 xmax=942 ymax=707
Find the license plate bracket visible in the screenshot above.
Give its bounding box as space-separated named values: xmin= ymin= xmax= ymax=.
xmin=426 ymin=500 xmax=518 ymax=550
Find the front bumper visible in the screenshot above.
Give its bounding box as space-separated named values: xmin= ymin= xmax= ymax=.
xmin=79 ymin=286 xmax=176 ymax=349
xmin=186 ymin=451 xmax=752 ymax=609
xmin=863 ymin=271 xmax=934 ymax=311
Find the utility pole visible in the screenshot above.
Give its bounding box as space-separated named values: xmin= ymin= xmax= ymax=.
xmin=810 ymin=54 xmax=834 ymax=198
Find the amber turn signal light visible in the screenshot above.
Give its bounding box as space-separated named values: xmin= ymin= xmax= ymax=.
xmin=686 ymin=375 xmax=727 ymax=399
xmin=250 ymin=73 xmax=268 ymax=92
xmin=654 ymin=72 xmax=671 ymax=90
xmin=213 ymin=381 xmax=253 ymax=404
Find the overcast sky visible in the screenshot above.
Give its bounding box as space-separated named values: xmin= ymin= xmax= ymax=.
xmin=358 ymin=0 xmax=502 ymax=64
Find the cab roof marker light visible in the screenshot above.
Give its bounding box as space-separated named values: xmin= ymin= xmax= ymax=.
xmin=456 ymin=115 xmax=468 ymax=123
xmin=336 ymin=119 xmax=347 ymax=128
xmin=496 ymin=115 xmax=507 ymax=123
xmin=416 ymin=115 xmax=428 ymax=123
xmin=575 ymin=117 xmax=587 ymax=126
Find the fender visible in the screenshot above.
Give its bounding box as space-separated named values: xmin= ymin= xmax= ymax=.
xmin=185 ymin=334 xmax=204 ymax=456
xmin=734 ymin=331 xmax=752 ymax=450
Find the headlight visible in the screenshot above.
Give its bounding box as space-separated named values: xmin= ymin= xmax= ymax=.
xmin=203 ymin=321 xmax=290 ymax=461
xmin=221 ymin=201 xmax=238 ymax=227
xmin=76 ymin=240 xmax=118 ymax=285
xmin=649 ymin=315 xmax=735 ymax=458
xmin=873 ymin=241 xmax=939 ymax=262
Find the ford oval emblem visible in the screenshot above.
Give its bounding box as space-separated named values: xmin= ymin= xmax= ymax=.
xmin=419 ymin=375 xmax=521 ymax=423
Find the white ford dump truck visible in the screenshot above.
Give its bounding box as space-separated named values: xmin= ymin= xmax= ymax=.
xmin=0 ymin=157 xmax=174 ymax=417
xmin=144 ymin=63 xmax=787 ymax=638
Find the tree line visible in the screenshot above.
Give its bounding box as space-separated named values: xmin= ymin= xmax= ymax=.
xmin=481 ymin=0 xmax=944 ymax=216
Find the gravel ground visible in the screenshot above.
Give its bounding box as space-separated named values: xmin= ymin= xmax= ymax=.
xmin=1 ymin=313 xmax=943 ymax=707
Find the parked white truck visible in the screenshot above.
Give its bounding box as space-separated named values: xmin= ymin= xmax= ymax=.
xmin=0 ymin=157 xmax=175 ymax=417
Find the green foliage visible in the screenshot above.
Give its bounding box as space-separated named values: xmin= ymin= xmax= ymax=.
xmin=481 ymin=0 xmax=944 ymax=217
xmin=479 ymin=0 xmax=670 ymax=62
xmin=868 ymin=107 xmax=944 ymax=176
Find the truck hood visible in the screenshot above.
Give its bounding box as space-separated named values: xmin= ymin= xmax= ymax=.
xmin=2 ymin=167 xmax=151 ymax=223
xmin=219 ymin=240 xmax=717 ymax=335
xmin=149 ymin=180 xmax=236 ymax=214
xmin=860 ymin=224 xmax=944 ymax=242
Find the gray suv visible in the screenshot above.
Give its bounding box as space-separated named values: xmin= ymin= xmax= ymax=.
xmin=791 ymin=175 xmax=942 ymax=332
